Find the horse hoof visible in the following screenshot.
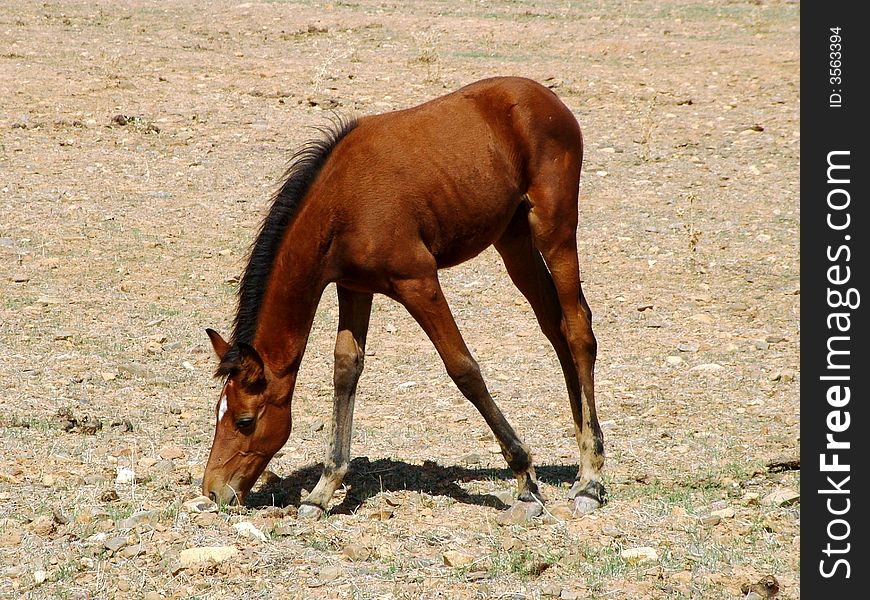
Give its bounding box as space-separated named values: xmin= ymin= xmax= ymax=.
xmin=569 ymin=480 xmax=606 ymax=503
xmin=572 ymin=495 xmax=601 ymax=515
xmin=298 ymin=504 xmax=325 ymax=520
xmin=496 ymin=500 xmax=543 ymax=526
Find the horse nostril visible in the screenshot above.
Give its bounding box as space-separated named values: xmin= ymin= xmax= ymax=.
xmin=209 ymin=491 xmax=218 ymax=503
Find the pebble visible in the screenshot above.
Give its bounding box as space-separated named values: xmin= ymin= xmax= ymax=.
xmin=178 ymin=546 xmax=238 ymax=567
xmin=34 ymin=569 xmax=48 ymax=585
xmin=700 ymin=515 xmax=721 ymax=527
xmin=158 ymin=445 xmax=185 ymax=460
xmin=677 ymin=343 xmax=698 ymax=353
xmin=318 ymin=565 xmax=342 ymax=582
xmin=342 ymin=544 xmax=371 ymax=562
xmin=115 ymin=467 xmax=136 ymax=485
xmin=496 ymin=500 xmax=543 ymax=525
xmin=183 ymin=495 xmax=218 ymax=514
xmin=118 ymin=509 xmax=161 ymax=529
xmin=29 ymin=515 xmax=56 ymax=537
xmin=601 ymin=524 xmax=621 ymax=537
xmin=546 ymin=504 xmax=574 ymax=522
xmin=487 ymin=490 xmax=514 ymax=506
xmin=233 ymin=521 xmax=267 ymax=542
xmin=104 ymin=536 xmax=127 ymax=552
xmin=753 ymin=340 xmax=769 ymax=350
xmin=762 ymin=488 xmax=799 ymax=507
xmin=540 ymin=583 xmax=561 ymax=597
xmin=620 ymin=546 xmax=659 ymax=564
xmin=120 ymin=543 xmax=144 ymax=559
xmin=711 ymin=507 xmax=736 ymax=519
xmin=665 ymin=355 xmax=683 ymax=365
xmin=442 ymin=550 xmax=476 ymax=567
xmin=461 ymin=452 xmax=482 ymax=465
xmin=690 ymin=363 xmax=724 ymax=372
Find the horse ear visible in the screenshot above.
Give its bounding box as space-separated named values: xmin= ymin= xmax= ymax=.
xmin=236 ymin=342 xmax=265 ymax=387
xmin=206 ymin=329 xmax=231 ymax=360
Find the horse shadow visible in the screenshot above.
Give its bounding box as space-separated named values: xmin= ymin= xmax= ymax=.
xmin=245 ymin=457 xmax=578 ymax=514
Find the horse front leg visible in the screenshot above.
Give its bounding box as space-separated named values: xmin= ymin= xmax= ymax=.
xmin=391 ymin=265 xmax=545 ymax=523
xmin=299 ymin=287 xmax=373 ymax=519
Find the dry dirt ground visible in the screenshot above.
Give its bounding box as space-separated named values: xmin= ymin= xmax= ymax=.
xmin=1 ymin=1 xmax=800 ymax=598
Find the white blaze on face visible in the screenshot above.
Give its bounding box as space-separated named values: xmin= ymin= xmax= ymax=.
xmin=218 ymin=394 xmax=228 ymax=423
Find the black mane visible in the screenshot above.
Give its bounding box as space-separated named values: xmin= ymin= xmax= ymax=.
xmin=216 ymin=117 xmax=358 ymax=376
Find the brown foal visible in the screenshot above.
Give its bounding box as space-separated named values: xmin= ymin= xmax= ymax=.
xmin=202 ymin=76 xmax=605 ymax=519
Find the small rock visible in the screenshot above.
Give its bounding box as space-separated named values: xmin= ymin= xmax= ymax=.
xmin=677 ymin=343 xmax=698 ymax=353
xmin=546 ymin=504 xmax=574 ymax=522
xmin=118 ymin=509 xmax=161 ymax=529
xmin=711 ymin=507 xmax=736 ymax=519
xmin=120 ymin=544 xmax=144 ymax=559
xmin=620 ymin=546 xmax=659 ymax=564
xmin=178 ymin=546 xmax=239 ymax=567
xmin=700 ymin=515 xmax=721 ymax=527
xmin=442 ymin=550 xmax=476 ymax=567
xmin=765 ymin=335 xmax=786 ymax=344
xmin=690 ymin=363 xmax=724 ymax=372
xmin=762 ymin=488 xmax=799 ymax=507
xmin=501 ymin=537 xmax=522 ymax=551
xmin=52 ymin=508 xmax=70 ymax=525
xmin=183 ymin=495 xmax=218 ymax=514
xmin=233 ymin=521 xmax=267 ymax=542
xmin=115 ymin=467 xmax=135 ymax=485
xmin=561 ymin=590 xmax=584 ymax=600
xmin=753 ymin=340 xmax=770 ymax=350
xmin=368 ymin=508 xmax=394 ymax=521
xmin=273 ymin=522 xmax=295 ymax=536
xmin=153 ymin=459 xmax=175 ymax=474
xmin=34 ymin=570 xmax=48 ymax=585
xmin=29 ymin=515 xmax=56 ymax=537
xmin=342 ymin=544 xmax=371 ymax=561
xmin=0 ymin=529 xmax=23 ymax=547
xmin=780 ymin=369 xmax=797 ymax=382
xmin=158 ymin=445 xmax=184 ymax=460
xmin=10 ymin=273 xmax=30 ymax=283
xmin=497 ymin=500 xmax=543 ymax=525
xmin=636 ymin=303 xmax=654 ymax=312
xmin=461 ymin=452 xmax=482 ymax=465
xmin=318 ymin=565 xmax=342 ymax=582
xmin=540 ymin=583 xmax=562 ymax=597
xmin=601 ymin=524 xmax=621 ymax=537
xmin=665 ymin=355 xmax=683 ymax=365
xmin=104 ymin=536 xmax=127 ymax=553
xmin=672 ymin=570 xmax=692 ymax=584
xmin=487 ymin=490 xmax=515 ymax=506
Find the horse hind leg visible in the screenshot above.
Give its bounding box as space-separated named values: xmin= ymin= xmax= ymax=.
xmin=522 ymin=181 xmax=607 ymax=514
xmin=299 ymin=286 xmax=373 ymax=519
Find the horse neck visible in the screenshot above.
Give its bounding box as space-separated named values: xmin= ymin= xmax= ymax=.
xmin=251 ymin=205 xmax=331 ymax=379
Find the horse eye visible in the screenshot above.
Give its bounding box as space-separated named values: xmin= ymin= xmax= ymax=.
xmin=236 ymin=417 xmax=255 ymax=430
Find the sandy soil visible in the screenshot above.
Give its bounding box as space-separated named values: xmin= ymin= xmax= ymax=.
xmin=1 ymin=1 xmax=799 ymax=598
